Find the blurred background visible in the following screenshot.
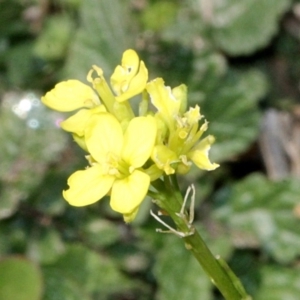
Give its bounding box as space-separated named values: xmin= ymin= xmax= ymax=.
xmin=1 ymin=0 xmax=300 ymax=299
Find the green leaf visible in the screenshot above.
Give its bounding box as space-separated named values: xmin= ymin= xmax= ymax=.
xmin=27 ymin=228 xmax=65 ymax=265
xmin=256 ymin=265 xmax=300 ymax=300
xmin=211 ymin=0 xmax=292 ymax=55
xmin=154 ymin=235 xmax=212 ymax=300
xmin=7 ymin=43 xmax=34 ymax=87
xmin=154 ymin=225 xmax=232 ymax=300
xmin=31 ymin=169 xmax=70 ymax=216
xmin=51 ymin=244 xmax=131 ymax=297
xmin=0 ymin=0 xmax=26 ymax=37
xmin=214 ymin=173 xmax=300 ymax=263
xmin=0 ymin=221 xmax=27 ymax=255
xmin=83 ymin=218 xmax=121 ymax=248
xmin=0 ymin=257 xmax=43 ymax=300
xmin=43 ymin=267 xmax=90 ymax=300
xmin=197 ymin=69 xmax=268 ymax=162
xmin=64 ymin=0 xmax=133 ymax=81
xmin=0 ymin=91 xmax=67 ymax=219
xmin=141 ymin=1 xmax=178 ymax=32
xmin=33 ymin=15 xmax=74 ymax=61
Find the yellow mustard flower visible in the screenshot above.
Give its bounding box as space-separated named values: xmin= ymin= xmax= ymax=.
xmin=59 ymin=106 xmax=107 ymax=151
xmin=42 ymin=49 xmax=148 ymax=121
xmin=42 ymin=80 xmax=100 ymax=112
xmin=147 ymin=78 xmax=219 ymax=174
xmin=110 ymin=49 xmax=148 ymax=102
xmin=60 ymin=106 xmax=106 ymax=137
xmin=63 ymin=112 xmax=157 ymax=221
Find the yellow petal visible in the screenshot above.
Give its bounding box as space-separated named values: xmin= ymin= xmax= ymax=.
xmin=115 ymin=61 xmax=148 ymax=102
xmin=172 ymin=84 xmax=187 ymax=114
xmin=42 ymin=80 xmax=99 ymax=112
xmin=60 ymin=106 xmax=106 ymax=136
xmin=87 ymin=66 xmax=116 ymax=113
xmin=72 ymin=133 xmax=88 ymax=151
xmin=85 ymin=113 xmax=123 ymax=163
xmin=188 ymin=136 xmax=219 ymax=171
xmin=123 ymin=207 xmax=139 ymax=223
xmin=146 ymin=78 xmax=180 ymax=130
xmin=111 ymin=49 xmax=148 ymax=102
xmin=151 ymin=144 xmax=177 ymax=175
xmin=154 ymin=114 xmax=168 ymax=144
xmin=143 ymin=163 xmax=164 ymax=181
xmin=110 ymin=170 xmax=150 ymax=214
xmin=63 ymin=165 xmax=115 ymax=206
xmin=184 ymin=105 xmax=202 ymax=126
xmin=60 ymin=109 xmax=91 ymax=136
xmin=122 ymin=115 xmax=157 ymax=168
xmin=111 ymin=49 xmax=140 ymax=95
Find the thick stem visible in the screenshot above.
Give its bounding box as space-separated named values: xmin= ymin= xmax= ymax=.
xmin=150 ymin=175 xmax=250 ymax=300
xmin=183 ymin=230 xmax=243 ymax=300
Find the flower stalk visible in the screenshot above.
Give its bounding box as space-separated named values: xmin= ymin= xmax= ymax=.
xmin=41 ymin=49 xmax=251 ymax=299
xmin=150 ymin=175 xmax=251 ymax=300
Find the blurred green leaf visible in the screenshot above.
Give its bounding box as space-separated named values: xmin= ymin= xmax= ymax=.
xmin=32 ymin=169 xmax=69 ymax=216
xmin=211 ymin=0 xmax=292 ymax=55
xmin=64 ymin=0 xmax=133 ymax=80
xmin=0 ymin=220 xmax=28 ymax=255
xmin=34 ymin=15 xmax=74 ymax=61
xmin=0 ymin=91 xmax=67 ymax=219
xmin=256 ymin=265 xmax=300 ymax=300
xmin=27 ymin=228 xmax=65 ymax=265
xmin=214 ymin=173 xmax=300 ymax=263
xmin=83 ymin=218 xmax=121 ymax=248
xmin=154 ymin=235 xmax=212 ymax=300
xmin=56 ymin=0 xmax=83 ymax=10
xmin=0 ymin=0 xmax=26 ymax=37
xmin=0 ymin=257 xmax=43 ymax=300
xmin=154 ymin=224 xmax=232 ymax=300
xmin=49 ymin=244 xmax=131 ymax=297
xmin=141 ymin=1 xmax=178 ymax=32
xmin=197 ymin=69 xmax=268 ymax=162
xmin=43 ymin=267 xmax=91 ymax=300
xmin=7 ymin=43 xmax=34 ymax=87
xmin=227 ymin=250 xmax=260 ymax=297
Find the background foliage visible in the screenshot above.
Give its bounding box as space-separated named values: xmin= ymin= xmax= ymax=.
xmin=1 ymin=0 xmax=300 ymax=299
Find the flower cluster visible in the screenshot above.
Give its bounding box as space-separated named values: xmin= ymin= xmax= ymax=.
xmin=42 ymin=49 xmax=218 ymax=222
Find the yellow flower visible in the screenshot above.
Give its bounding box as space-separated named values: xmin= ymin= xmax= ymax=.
xmin=146 ymin=77 xmax=182 ymax=132
xmin=59 ymin=106 xmax=104 ymax=135
xmin=42 ymin=49 xmax=147 ymax=123
xmin=147 ymin=78 xmax=219 ymax=174
xmin=87 ymin=65 xmax=134 ymax=124
xmin=59 ymin=106 xmax=106 ymax=151
xmin=42 ymin=80 xmax=100 ymax=112
xmin=110 ymin=49 xmax=148 ymax=102
xmin=63 ymin=113 xmax=157 ymax=221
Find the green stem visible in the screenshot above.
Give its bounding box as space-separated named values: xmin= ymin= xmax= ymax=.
xmin=150 ymin=175 xmax=251 ymax=300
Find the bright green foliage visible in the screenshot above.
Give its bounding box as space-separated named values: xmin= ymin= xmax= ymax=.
xmin=141 ymin=1 xmax=178 ymax=32
xmin=43 ymin=244 xmax=132 ymax=298
xmin=27 ymin=228 xmax=65 ymax=265
xmin=0 ymin=257 xmax=43 ymax=300
xmin=256 ymin=266 xmax=300 ymax=300
xmin=211 ymin=0 xmax=292 ymax=55
xmin=154 ymin=225 xmax=233 ymax=300
xmin=198 ymin=69 xmax=268 ymax=161
xmin=34 ymin=15 xmax=74 ymax=61
xmin=0 ymin=91 xmax=67 ymax=219
xmin=64 ymin=0 xmax=133 ymax=80
xmin=154 ymin=234 xmax=212 ymax=300
xmin=43 ymin=268 xmax=91 ymax=300
xmin=214 ymin=173 xmax=300 ymax=263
